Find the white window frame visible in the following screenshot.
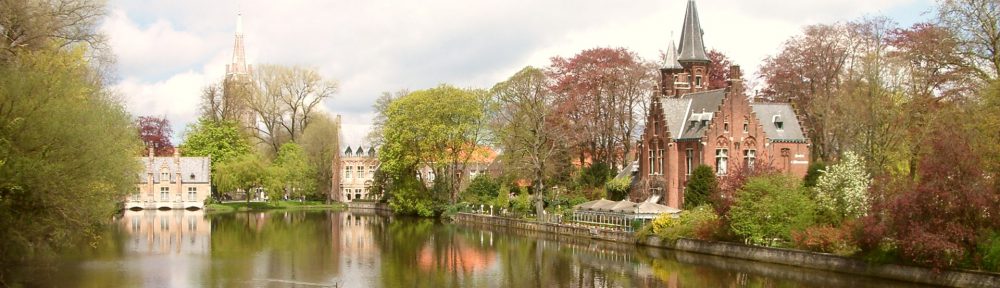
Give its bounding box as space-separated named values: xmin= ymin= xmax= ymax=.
xmin=716 ymin=148 xmax=728 ymax=176
xmin=345 ymin=166 xmax=352 ymax=179
xmin=744 ymin=149 xmax=756 ymax=168
xmin=187 ymin=187 xmax=197 ymax=201
xmin=686 ymin=148 xmax=694 ymax=176
xmin=160 ymin=186 xmax=169 ymax=201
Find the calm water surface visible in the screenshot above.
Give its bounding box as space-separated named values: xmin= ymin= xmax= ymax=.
xmin=33 ymin=209 xmax=932 ymax=287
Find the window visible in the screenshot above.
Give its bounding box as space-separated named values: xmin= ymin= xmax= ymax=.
xmin=744 ymin=150 xmax=756 ymax=168
xmin=657 ymin=148 xmax=665 ymax=175
xmin=160 ymin=187 xmax=169 ymax=201
xmin=715 ymin=149 xmax=728 ymax=175
xmin=743 ymin=122 xmax=748 ymax=133
xmin=161 ymin=172 xmax=169 ymax=183
xmin=187 ymin=187 xmax=197 ymax=201
xmin=190 ymin=173 xmax=196 ymax=180
xmin=776 ymin=121 xmax=784 ymax=130
xmin=357 ymin=166 xmax=363 ymax=178
xmin=369 ymin=165 xmax=375 ymax=177
xmin=686 ymin=149 xmax=694 ymax=176
xmin=695 ymin=75 xmax=703 ymax=87
xmin=345 ymin=166 xmax=352 ymax=179
xmin=724 ymin=122 xmax=729 ymax=132
xmin=773 ymin=115 xmax=784 ymax=130
xmin=648 ymin=148 xmax=654 ymax=176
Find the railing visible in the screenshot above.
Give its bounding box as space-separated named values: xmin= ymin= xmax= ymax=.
xmin=459 ymin=204 xmax=635 ymax=232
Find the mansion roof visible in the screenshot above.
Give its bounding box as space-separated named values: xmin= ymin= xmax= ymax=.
xmin=139 ymin=157 xmax=211 ymax=183
xmin=657 ymin=89 xmax=807 ymax=143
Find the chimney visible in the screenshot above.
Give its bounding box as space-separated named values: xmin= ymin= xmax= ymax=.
xmin=148 ymin=147 xmax=154 ymax=158
xmin=726 ymin=65 xmax=743 ymax=93
xmin=173 ymin=147 xmax=180 ymax=164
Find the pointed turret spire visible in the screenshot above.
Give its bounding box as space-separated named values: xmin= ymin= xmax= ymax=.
xmin=677 ymin=0 xmax=709 ymax=62
xmin=226 ymin=12 xmax=249 ymax=76
xmin=662 ymin=36 xmax=683 ymax=70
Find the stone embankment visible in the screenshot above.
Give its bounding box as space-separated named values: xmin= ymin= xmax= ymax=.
xmin=454 ymin=212 xmax=1000 ymax=288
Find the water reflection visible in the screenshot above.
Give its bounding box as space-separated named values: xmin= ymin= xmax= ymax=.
xmin=29 ymin=210 xmax=933 ymax=287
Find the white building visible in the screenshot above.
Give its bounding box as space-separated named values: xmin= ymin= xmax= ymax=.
xmin=339 ymin=145 xmax=378 ymax=202
xmin=126 ymin=148 xmax=211 ymax=210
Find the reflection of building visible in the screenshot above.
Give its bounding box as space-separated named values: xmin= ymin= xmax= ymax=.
xmin=127 ymin=148 xmax=211 ymax=209
xmin=635 ymin=0 xmax=810 ymax=209
xmin=339 ymin=145 xmax=378 ymax=202
xmin=120 ymin=210 xmax=211 ymax=255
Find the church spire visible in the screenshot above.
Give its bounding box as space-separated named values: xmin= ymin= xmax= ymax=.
xmin=226 ymin=12 xmax=249 ymax=76
xmin=677 ymin=0 xmax=709 ymax=63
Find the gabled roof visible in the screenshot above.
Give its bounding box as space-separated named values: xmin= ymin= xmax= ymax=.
xmin=138 ymin=157 xmax=211 ymax=183
xmin=659 ymin=89 xmax=726 ymax=140
xmin=751 ymin=103 xmax=808 ymax=143
xmin=677 ymin=0 xmax=709 ymax=62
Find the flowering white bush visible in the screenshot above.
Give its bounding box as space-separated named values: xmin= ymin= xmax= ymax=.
xmin=814 ymin=151 xmax=871 ymax=222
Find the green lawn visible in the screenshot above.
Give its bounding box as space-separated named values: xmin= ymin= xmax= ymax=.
xmin=205 ymin=200 xmax=346 ymax=212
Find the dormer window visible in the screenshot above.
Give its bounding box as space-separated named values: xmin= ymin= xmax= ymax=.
xmin=773 ymin=115 xmax=784 ymax=131
xmin=161 ymin=172 xmax=169 ymax=183
xmin=695 ymin=75 xmax=703 ymax=87
xmin=189 ymin=173 xmax=196 ymax=180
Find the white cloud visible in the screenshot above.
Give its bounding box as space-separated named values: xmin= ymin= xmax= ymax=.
xmin=104 ymin=0 xmax=934 ymax=146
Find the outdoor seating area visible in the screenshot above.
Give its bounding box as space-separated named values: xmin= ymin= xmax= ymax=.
xmin=572 ymin=199 xmax=680 ymax=231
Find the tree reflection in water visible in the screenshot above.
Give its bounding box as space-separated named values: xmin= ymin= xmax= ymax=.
xmin=27 ymin=210 xmax=932 ymax=287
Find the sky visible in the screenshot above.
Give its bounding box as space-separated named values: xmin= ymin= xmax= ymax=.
xmin=101 ymin=0 xmax=936 ymax=147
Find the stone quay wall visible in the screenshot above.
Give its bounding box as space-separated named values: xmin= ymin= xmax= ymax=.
xmin=454 ymin=212 xmax=1000 ymax=288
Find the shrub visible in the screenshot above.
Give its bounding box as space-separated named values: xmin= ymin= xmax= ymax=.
xmin=646 ymin=205 xmax=718 ymax=242
xmin=492 ymin=185 xmax=511 ymax=210
xmin=605 ymin=176 xmax=632 ymax=201
xmin=791 ymin=222 xmax=860 ymax=256
xmin=978 ymin=231 xmax=1000 ymax=272
xmin=803 ymin=161 xmax=826 ymax=188
xmin=387 ymin=176 xmax=437 ymax=217
xmin=685 ymin=165 xmax=716 ymax=208
xmin=813 ymin=151 xmax=870 ymax=225
xmin=712 ymin=161 xmax=779 ymax=218
xmin=578 ymin=162 xmax=612 ymax=188
xmin=729 ymin=174 xmax=816 ymax=247
xmin=511 ymin=189 xmax=533 ymax=215
xmin=463 ymin=175 xmax=500 ymax=203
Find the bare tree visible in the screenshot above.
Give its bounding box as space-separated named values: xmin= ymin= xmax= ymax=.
xmin=248 ymin=64 xmax=337 ymax=154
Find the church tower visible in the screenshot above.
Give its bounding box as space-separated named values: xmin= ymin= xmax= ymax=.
xmin=223 ymin=12 xmax=256 ymax=133
xmin=660 ymin=0 xmax=711 ymax=97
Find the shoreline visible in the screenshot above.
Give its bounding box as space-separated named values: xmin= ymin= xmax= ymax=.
xmin=453 ymin=212 xmax=1000 ymax=288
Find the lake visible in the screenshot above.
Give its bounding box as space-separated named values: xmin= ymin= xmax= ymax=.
xmin=28 ymin=209 xmax=932 ymax=287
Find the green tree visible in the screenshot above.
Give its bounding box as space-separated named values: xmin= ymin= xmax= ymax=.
xmin=462 ymin=175 xmax=500 ymax=203
xmin=377 ymin=84 xmax=490 ymax=209
xmin=181 ymin=120 xmax=252 ymax=165
xmin=0 ymin=48 xmax=141 ymax=276
xmin=299 ymin=113 xmax=340 ymax=202
xmin=273 ymin=142 xmax=315 ymax=199
xmin=729 ymin=174 xmax=817 ymax=246
xmin=684 ymin=165 xmax=717 ymax=208
xmin=803 ymin=162 xmax=826 ymax=187
xmin=215 ymin=154 xmax=281 ymax=203
xmin=605 ymin=176 xmax=632 ymax=201
xmin=814 ymin=151 xmax=871 ymax=224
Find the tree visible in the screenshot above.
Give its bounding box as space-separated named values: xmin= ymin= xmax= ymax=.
xmin=215 ymin=154 xmax=282 ymax=203
xmin=181 ymin=120 xmax=252 ymax=166
xmin=299 ymin=113 xmax=341 ymax=202
xmin=729 ymin=174 xmax=817 ymax=246
xmin=0 ymin=0 xmax=108 ymax=62
xmin=935 ymin=0 xmax=1000 ymax=82
xmin=491 ymin=66 xmax=572 ymax=214
xmin=272 ymin=142 xmax=315 ymax=199
xmin=366 ymin=89 xmax=407 ymax=146
xmin=813 ymin=151 xmax=871 ymax=224
xmin=706 ymin=49 xmax=735 ymax=90
xmin=547 ymin=47 xmax=655 ymax=170
xmin=861 ymin=114 xmax=1000 ymax=270
xmin=249 ymin=64 xmax=337 ymax=154
xmin=759 ymin=23 xmax=850 ymax=162
xmin=0 ymin=48 xmax=141 ymax=279
xmin=803 ymin=162 xmax=826 ymax=187
xmin=377 ymin=85 xmax=491 ymax=208
xmin=135 ymin=115 xmax=174 ymax=156
xmin=684 ymin=165 xmax=717 ymax=208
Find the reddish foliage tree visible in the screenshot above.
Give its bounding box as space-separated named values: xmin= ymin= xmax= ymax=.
xmin=706 ymin=49 xmax=734 ymax=90
xmin=860 ymin=118 xmax=1000 ymax=270
xmin=136 ymin=116 xmax=174 ymax=156
xmin=546 ymin=47 xmax=655 ymax=171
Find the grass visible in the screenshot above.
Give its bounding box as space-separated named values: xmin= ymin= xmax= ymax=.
xmin=205 ymin=200 xmax=346 ymax=213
